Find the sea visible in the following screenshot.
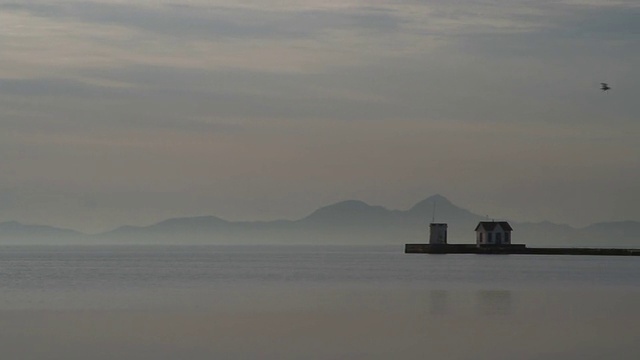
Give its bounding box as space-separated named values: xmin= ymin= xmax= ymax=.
xmin=1 ymin=245 xmax=639 ymax=360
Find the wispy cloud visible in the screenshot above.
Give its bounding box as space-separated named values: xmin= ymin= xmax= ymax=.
xmin=0 ymin=0 xmax=638 ymax=230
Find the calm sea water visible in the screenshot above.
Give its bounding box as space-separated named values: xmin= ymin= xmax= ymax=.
xmin=1 ymin=245 xmax=639 ymax=359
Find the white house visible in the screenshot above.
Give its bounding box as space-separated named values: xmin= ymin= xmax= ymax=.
xmin=475 ymin=221 xmax=513 ymax=246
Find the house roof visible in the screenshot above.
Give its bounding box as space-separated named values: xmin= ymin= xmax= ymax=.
xmin=475 ymin=221 xmax=513 ymax=232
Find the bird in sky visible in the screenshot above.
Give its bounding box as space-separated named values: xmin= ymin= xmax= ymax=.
xmin=600 ymin=83 xmax=610 ymax=91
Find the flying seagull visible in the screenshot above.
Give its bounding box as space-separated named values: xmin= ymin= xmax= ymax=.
xmin=600 ymin=83 xmax=610 ymax=91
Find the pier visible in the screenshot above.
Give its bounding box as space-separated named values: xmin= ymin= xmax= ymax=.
xmin=407 ymin=220 xmax=640 ymax=256
xmin=405 ymin=244 xmax=640 ymax=256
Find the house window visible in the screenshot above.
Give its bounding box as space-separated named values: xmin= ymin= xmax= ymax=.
xmin=478 ymin=233 xmax=483 ymax=242
xmin=488 ymin=233 xmax=493 ymax=243
xmin=496 ymin=233 xmax=502 ymax=243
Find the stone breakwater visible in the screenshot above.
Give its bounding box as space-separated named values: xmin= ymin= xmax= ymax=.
xmin=405 ymin=244 xmax=640 ymax=256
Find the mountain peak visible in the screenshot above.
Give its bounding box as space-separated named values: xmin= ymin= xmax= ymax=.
xmin=302 ymin=199 xmax=392 ymax=224
xmin=323 ymin=199 xmax=371 ymax=210
xmin=407 ymin=194 xmax=481 ymax=224
xmin=306 ymin=200 xmax=375 ymax=217
xmin=153 ymin=215 xmax=229 ymax=229
xmin=409 ymin=194 xmax=452 ymax=212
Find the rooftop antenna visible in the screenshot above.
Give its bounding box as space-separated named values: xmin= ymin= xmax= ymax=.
xmin=432 ymin=199 xmax=437 ymax=223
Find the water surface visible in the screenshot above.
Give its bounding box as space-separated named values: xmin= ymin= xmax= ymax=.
xmin=1 ymin=245 xmax=638 ymax=359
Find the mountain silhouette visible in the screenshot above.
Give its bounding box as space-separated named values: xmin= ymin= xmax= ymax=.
xmin=301 ymin=200 xmax=400 ymax=226
xmin=92 ymin=194 xmax=627 ymax=246
xmin=0 ymin=221 xmax=84 ymax=244
xmin=407 ymin=194 xmax=479 ymax=221
xmin=1 ymin=195 xmax=638 ymax=246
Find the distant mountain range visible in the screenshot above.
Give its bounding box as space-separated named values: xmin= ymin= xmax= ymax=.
xmin=0 ymin=221 xmax=84 ymax=245
xmin=1 ymin=195 xmax=639 ymax=246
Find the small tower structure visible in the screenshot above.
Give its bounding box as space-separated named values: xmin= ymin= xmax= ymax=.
xmin=428 ymin=199 xmax=448 ymax=244
xmin=429 ymin=223 xmax=448 ymax=245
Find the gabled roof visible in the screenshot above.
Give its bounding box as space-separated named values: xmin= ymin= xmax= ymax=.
xmin=475 ymin=221 xmax=513 ymax=232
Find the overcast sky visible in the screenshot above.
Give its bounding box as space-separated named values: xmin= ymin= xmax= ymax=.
xmin=1 ymin=0 xmax=639 ymax=233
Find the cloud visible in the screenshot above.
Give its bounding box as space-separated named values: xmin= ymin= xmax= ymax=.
xmin=0 ymin=0 xmax=638 ymax=230
xmin=2 ymin=0 xmax=638 ymax=132
xmin=3 ymin=0 xmax=636 ymax=80
xmin=1 ymin=1 xmax=404 ymax=40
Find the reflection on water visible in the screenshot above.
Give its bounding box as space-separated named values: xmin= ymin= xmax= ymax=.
xmin=429 ymin=290 xmax=449 ymax=315
xmin=0 ymin=247 xmax=639 ymax=359
xmin=428 ymin=289 xmax=513 ymax=316
xmin=476 ymin=290 xmax=512 ymax=315
xmin=2 ymin=289 xmax=639 ymax=360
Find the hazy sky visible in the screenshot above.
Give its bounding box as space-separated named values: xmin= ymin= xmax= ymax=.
xmin=1 ymin=0 xmax=639 ymax=233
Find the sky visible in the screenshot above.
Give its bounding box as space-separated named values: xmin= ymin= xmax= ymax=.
xmin=1 ymin=0 xmax=639 ymax=233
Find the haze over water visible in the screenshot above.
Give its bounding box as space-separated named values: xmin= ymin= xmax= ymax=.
xmin=1 ymin=245 xmax=638 ymax=359
xmin=3 ymin=1 xmax=638 ymax=358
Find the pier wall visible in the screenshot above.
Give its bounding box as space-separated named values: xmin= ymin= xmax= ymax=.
xmin=405 ymin=244 xmax=640 ymax=256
